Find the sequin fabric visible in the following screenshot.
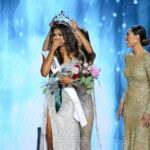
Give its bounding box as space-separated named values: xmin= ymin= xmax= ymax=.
xmin=40 ymin=58 xmax=94 ymax=150
xmin=123 ymin=53 xmax=150 ymax=150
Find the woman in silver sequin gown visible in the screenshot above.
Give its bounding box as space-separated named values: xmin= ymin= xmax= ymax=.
xmin=40 ymin=22 xmax=85 ymax=150
xmin=41 ymin=18 xmax=96 ymax=150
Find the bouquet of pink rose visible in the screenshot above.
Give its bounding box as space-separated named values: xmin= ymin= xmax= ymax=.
xmin=42 ymin=62 xmax=100 ymax=94
xmin=69 ymin=62 xmax=101 ymax=94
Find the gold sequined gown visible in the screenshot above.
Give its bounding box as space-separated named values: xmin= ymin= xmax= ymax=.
xmin=123 ymin=52 xmax=150 ymax=150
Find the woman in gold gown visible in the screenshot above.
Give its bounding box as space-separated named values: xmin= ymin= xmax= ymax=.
xmin=118 ymin=25 xmax=150 ymax=150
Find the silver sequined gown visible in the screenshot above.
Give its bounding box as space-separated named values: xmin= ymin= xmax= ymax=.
xmin=75 ymin=51 xmax=95 ymax=150
xmin=76 ymin=85 xmax=94 ymax=150
xmin=40 ymin=57 xmax=94 ymax=150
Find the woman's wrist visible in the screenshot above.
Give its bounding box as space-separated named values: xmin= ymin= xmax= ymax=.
xmin=50 ymin=45 xmax=57 ymax=53
xmin=73 ymin=26 xmax=79 ymax=32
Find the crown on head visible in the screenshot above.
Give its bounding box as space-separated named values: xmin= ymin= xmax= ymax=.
xmin=50 ymin=11 xmax=71 ymax=27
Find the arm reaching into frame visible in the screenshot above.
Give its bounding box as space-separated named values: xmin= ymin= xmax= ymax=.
xmin=69 ymin=20 xmax=93 ymax=54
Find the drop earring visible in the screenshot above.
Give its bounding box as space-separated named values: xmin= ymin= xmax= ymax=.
xmin=134 ymin=39 xmax=140 ymax=44
xmin=134 ymin=40 xmax=138 ymax=44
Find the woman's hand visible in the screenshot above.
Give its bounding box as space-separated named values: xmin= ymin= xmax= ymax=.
xmin=69 ymin=20 xmax=78 ymax=31
xmin=69 ymin=20 xmax=93 ymax=54
xmin=141 ymin=113 xmax=150 ymax=128
xmin=51 ymin=39 xmax=64 ymax=51
xmin=59 ymin=76 xmax=74 ymax=85
xmin=118 ymin=101 xmax=124 ymax=119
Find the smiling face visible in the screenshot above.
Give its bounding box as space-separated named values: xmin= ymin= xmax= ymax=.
xmin=125 ymin=29 xmax=140 ymax=48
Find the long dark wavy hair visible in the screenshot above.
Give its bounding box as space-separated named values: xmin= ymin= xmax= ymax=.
xmin=48 ymin=24 xmax=84 ymax=65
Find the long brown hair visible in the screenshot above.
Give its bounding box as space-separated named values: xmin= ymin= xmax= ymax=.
xmin=49 ymin=24 xmax=84 ymax=64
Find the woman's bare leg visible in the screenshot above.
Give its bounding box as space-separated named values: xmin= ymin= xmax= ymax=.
xmin=46 ymin=109 xmax=53 ymax=150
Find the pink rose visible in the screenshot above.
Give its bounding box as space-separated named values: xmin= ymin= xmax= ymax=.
xmin=88 ymin=65 xmax=100 ymax=79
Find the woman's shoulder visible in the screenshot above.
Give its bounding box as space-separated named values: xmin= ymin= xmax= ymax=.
xmin=144 ymin=52 xmax=150 ymax=64
xmin=124 ymin=52 xmax=132 ymax=62
xmin=144 ymin=51 xmax=150 ymax=57
xmin=125 ymin=52 xmax=133 ymax=57
xmin=125 ymin=51 xmax=150 ymax=59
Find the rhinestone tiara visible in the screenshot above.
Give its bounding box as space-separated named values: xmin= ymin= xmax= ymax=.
xmin=50 ymin=11 xmax=71 ymax=27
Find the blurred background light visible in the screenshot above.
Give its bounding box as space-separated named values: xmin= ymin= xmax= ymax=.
xmin=0 ymin=0 xmax=150 ymax=150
